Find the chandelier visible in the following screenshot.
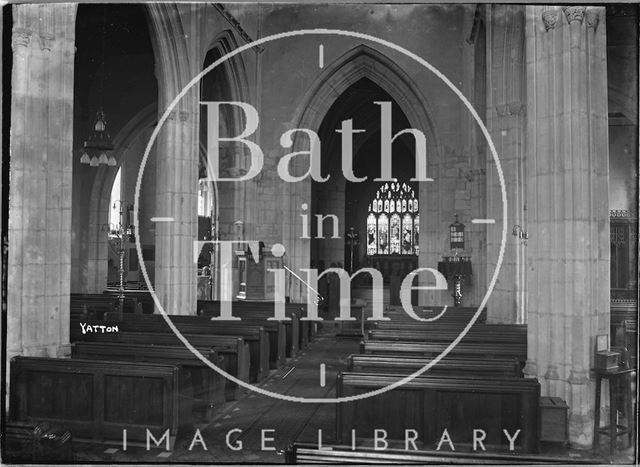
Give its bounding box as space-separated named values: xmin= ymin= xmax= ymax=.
xmin=80 ymin=6 xmax=115 ymax=167
xmin=80 ymin=108 xmax=115 ymax=166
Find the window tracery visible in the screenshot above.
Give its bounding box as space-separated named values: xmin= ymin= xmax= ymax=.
xmin=366 ymin=182 xmax=419 ymax=256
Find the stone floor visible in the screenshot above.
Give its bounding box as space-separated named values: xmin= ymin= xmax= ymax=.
xmin=69 ymin=326 xmax=635 ymax=465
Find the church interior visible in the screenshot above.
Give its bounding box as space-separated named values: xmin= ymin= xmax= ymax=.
xmin=2 ymin=3 xmax=638 ymax=464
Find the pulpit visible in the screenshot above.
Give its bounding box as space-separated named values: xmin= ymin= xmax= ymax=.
xmin=437 ymin=255 xmax=472 ymax=306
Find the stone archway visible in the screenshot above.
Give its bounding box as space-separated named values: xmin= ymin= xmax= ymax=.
xmin=282 ymin=44 xmax=443 ymax=303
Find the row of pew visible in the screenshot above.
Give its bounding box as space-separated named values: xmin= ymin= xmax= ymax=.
xmin=9 ymin=294 xmax=313 ymax=450
xmin=289 ymin=305 xmax=540 ymax=462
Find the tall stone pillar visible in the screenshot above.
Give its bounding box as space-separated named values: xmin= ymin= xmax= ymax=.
xmin=524 ymin=6 xmax=609 ymax=447
xmin=486 ymin=5 xmax=528 ymax=324
xmin=7 ymin=4 xmax=77 ymax=359
xmin=147 ymin=5 xmax=201 ymax=315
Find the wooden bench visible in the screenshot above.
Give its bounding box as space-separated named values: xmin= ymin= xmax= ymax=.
xmin=368 ymin=328 xmax=526 ymax=346
xmin=103 ymin=289 xmax=155 ymax=314
xmin=104 ymin=314 xmax=285 ymax=371
xmin=347 ymin=354 xmax=521 ymax=377
xmin=361 ymin=340 xmax=527 ymax=366
xmin=70 ymin=329 xmax=251 ymax=391
xmin=75 ymin=318 xmax=272 ymax=381
xmin=70 ymin=293 xmax=119 ymax=319
xmin=285 ymin=442 xmax=597 ymax=464
xmin=9 ymin=357 xmax=186 ymax=448
xmin=384 ymin=306 xmax=487 ymax=324
xmin=336 ymin=372 xmax=540 ymax=453
xmin=198 ymin=300 xmax=313 ymax=350
xmin=375 ymin=322 xmax=526 ymax=332
xmin=71 ymin=342 xmax=228 ymax=415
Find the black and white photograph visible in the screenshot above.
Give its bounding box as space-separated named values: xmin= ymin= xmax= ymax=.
xmin=1 ymin=2 xmax=638 ymax=465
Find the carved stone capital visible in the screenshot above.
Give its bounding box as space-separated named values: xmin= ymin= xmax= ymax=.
xmin=541 ymin=9 xmax=560 ymax=31
xmin=545 ymin=364 xmax=560 ymax=380
xmin=568 ymin=368 xmax=589 ymax=385
xmin=508 ymin=101 xmax=526 ymax=116
xmin=12 ymin=27 xmax=32 ymax=49
xmin=39 ymin=32 xmax=55 ymax=51
xmin=523 ymin=359 xmax=538 ymax=377
xmin=495 ymin=102 xmax=525 ymax=117
xmin=585 ymin=8 xmax=600 ymax=30
xmin=563 ymin=6 xmax=586 ymax=24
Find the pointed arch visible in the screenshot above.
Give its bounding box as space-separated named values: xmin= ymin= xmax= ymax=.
xmin=291 ymin=44 xmax=441 ymax=152
xmin=283 ymin=44 xmax=443 ymax=302
xmin=204 ymin=29 xmax=250 ymax=106
xmin=85 ymin=104 xmax=157 ymax=292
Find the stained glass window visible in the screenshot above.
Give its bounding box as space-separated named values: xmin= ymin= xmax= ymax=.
xmin=378 ymin=213 xmax=389 ymax=254
xmin=390 ymin=214 xmax=401 ymax=254
xmin=413 ymin=214 xmax=420 ymax=255
xmin=402 ymin=213 xmax=413 ymax=254
xmin=367 ymin=183 xmax=419 ymax=255
xmin=367 ymin=213 xmax=377 ymax=255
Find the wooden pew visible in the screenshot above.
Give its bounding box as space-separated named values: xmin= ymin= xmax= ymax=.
xmin=368 ymin=327 xmax=526 ymax=346
xmin=115 ymin=313 xmax=288 ymax=369
xmin=336 ymin=372 xmax=540 ymax=453
xmin=197 ymin=300 xmax=303 ymax=352
xmin=285 ymin=442 xmax=597 ymax=464
xmin=347 ymin=354 xmax=521 ymax=377
xmin=70 ymin=293 xmax=119 ymax=319
xmin=383 ymin=306 xmax=487 ymax=324
xmin=70 ymin=329 xmax=251 ymax=391
xmin=71 ymin=342 xmax=228 ymax=415
xmin=103 ymin=289 xmax=155 ymax=314
xmin=9 ymin=357 xmax=186 ymax=449
xmin=102 ymin=314 xmax=286 ymax=372
xmin=375 ymin=322 xmax=526 ymax=332
xmin=198 ymin=300 xmax=312 ymax=350
xmin=73 ymin=318 xmax=272 ymax=380
xmin=361 ymin=340 xmax=527 ymax=366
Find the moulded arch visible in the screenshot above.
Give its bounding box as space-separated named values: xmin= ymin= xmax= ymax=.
xmin=85 ymin=104 xmax=158 ymax=292
xmin=291 ymin=44 xmax=441 ymax=153
xmin=203 ymin=29 xmax=251 ymax=106
xmin=283 ymin=44 xmax=444 ymax=302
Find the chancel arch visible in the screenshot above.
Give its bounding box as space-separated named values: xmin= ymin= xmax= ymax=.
xmin=284 ymin=45 xmax=446 ymax=304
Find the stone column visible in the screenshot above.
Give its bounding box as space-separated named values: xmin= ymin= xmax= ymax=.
xmin=524 ymin=5 xmax=609 ymax=447
xmin=486 ymin=5 xmax=528 ymax=323
xmin=147 ymin=4 xmax=201 ymax=315
xmin=7 ymin=4 xmax=77 ymax=359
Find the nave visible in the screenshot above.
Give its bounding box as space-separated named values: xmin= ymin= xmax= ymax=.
xmin=4 ymin=3 xmax=638 ymax=465
xmin=5 ymin=295 xmax=636 ymax=464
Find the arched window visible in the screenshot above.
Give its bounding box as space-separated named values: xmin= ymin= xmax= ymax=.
xmin=366 ymin=182 xmax=419 ymax=256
